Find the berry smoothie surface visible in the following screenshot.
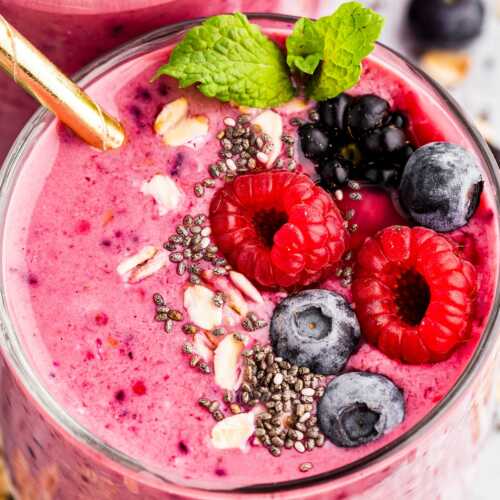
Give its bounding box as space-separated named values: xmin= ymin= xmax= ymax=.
xmin=3 ymin=34 xmax=498 ymax=490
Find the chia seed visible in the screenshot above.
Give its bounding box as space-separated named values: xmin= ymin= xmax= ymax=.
xmin=194 ymin=214 xmax=206 ymax=225
xmin=230 ymin=404 xmax=242 ymax=414
xmin=214 ymin=267 xmax=227 ymax=276
xmin=183 ymin=323 xmax=198 ymax=335
xmin=189 ymin=274 xmax=202 ymax=285
xmin=152 ymin=293 xmax=165 ymax=306
xmin=169 ymin=252 xmax=183 ymax=263
xmin=299 ymin=462 xmax=313 ymax=473
xmin=155 ymin=312 xmax=169 ymax=322
xmin=164 ymin=319 xmax=173 ymax=334
xmin=212 ymin=292 xmax=226 ymax=308
xmin=198 ymin=362 xmax=211 ymax=374
xmin=212 ymin=410 xmax=225 ymax=421
xmin=183 ymin=215 xmax=194 ymax=227
xmin=194 ymin=183 xmax=205 ymax=197
xmin=212 ymin=327 xmax=226 ymax=337
xmin=177 ymin=262 xmax=187 ymax=276
xmin=209 ymin=164 xmax=220 ymax=178
xmin=198 ymin=398 xmax=210 ymax=408
xmin=203 ymin=178 xmax=216 ymax=189
xmin=182 ymin=343 xmax=193 ymax=354
xmin=190 ymin=355 xmax=201 ymax=367
xmin=226 ymin=158 xmax=237 ymax=171
xmin=167 ymin=309 xmax=183 ymax=321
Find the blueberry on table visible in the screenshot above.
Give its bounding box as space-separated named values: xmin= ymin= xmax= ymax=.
xmin=318 ymin=93 xmax=353 ymax=131
xmin=318 ymin=372 xmax=405 ymax=448
xmin=270 ymin=289 xmax=360 ymax=375
xmin=408 ymin=0 xmax=485 ymax=48
xmin=399 ymin=142 xmax=483 ymax=232
xmin=299 ymin=123 xmax=331 ymax=161
xmin=346 ymin=95 xmax=390 ymax=139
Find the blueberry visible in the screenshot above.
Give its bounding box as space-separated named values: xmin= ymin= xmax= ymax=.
xmin=318 ymin=372 xmax=405 ymax=448
xmin=318 ymin=158 xmax=350 ymax=188
xmin=386 ymin=111 xmax=408 ymax=129
xmin=396 ymin=144 xmax=415 ymax=164
xmin=299 ymin=124 xmax=331 ymax=161
xmin=361 ymin=163 xmax=401 ymax=188
xmin=270 ymin=290 xmax=360 ymax=375
xmin=379 ymin=168 xmax=401 ymax=187
xmin=400 ymin=142 xmax=483 ymax=232
xmin=363 ymin=166 xmax=380 ymax=184
xmin=408 ymin=0 xmax=484 ymax=48
xmin=346 ymin=95 xmax=390 ymax=139
xmin=318 ymin=93 xmax=353 ymax=131
xmin=360 ymin=127 xmax=408 ymax=156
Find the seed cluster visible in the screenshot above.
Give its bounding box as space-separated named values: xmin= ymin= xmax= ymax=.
xmin=241 ymin=344 xmax=326 ymax=457
xmin=181 ymin=325 xmax=227 ymax=374
xmin=241 ymin=311 xmax=268 ymax=332
xmin=207 ymin=114 xmax=297 ymax=184
xmin=181 ymin=340 xmax=212 ymax=375
xmin=152 ymin=293 xmax=183 ymax=333
xmin=163 ymin=213 xmax=230 ymax=284
xmin=198 ymin=398 xmax=224 ymax=421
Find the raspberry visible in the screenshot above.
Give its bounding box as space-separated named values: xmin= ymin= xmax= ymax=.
xmin=352 ymin=225 xmax=477 ymax=364
xmin=210 ymin=171 xmax=348 ymax=289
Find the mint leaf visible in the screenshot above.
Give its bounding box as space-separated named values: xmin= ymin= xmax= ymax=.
xmin=287 ymin=2 xmax=384 ymax=101
xmin=156 ymin=13 xmax=294 ymax=108
xmin=286 ymin=18 xmax=323 ymax=75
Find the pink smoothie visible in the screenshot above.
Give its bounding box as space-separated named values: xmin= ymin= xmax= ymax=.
xmin=0 ymin=1 xmax=320 ymax=162
xmin=2 ymin=32 xmax=498 ymax=493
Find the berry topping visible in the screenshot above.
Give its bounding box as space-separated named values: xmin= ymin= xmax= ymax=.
xmin=360 ymin=127 xmax=407 ymax=156
xmin=298 ymin=124 xmax=332 ymax=161
xmin=346 ymin=95 xmax=390 ymax=139
xmin=352 ymin=225 xmax=477 ymax=364
xmin=318 ymin=372 xmax=405 ymax=448
xmin=299 ymin=93 xmax=414 ymax=190
xmin=317 ymin=158 xmax=350 ymax=188
xmin=408 ymin=0 xmax=484 ymax=48
xmin=399 ymin=142 xmax=483 ymax=232
xmin=318 ymin=93 xmax=353 ymax=131
xmin=210 ymin=171 xmax=348 ymax=289
xmin=270 ymin=289 xmax=361 ymax=375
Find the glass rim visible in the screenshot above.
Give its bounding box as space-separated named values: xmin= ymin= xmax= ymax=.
xmin=1 ymin=13 xmax=500 ymax=495
xmin=1 ymin=0 xmax=177 ymax=14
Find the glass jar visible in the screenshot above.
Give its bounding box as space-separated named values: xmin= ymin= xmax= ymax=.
xmin=0 ymin=15 xmax=499 ymax=500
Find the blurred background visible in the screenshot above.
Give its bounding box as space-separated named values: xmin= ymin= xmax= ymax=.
xmin=0 ymin=0 xmax=498 ymax=498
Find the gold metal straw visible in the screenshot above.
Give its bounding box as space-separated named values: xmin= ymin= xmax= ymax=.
xmin=0 ymin=15 xmax=125 ymax=151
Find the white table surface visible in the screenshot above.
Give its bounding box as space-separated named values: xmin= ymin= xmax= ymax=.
xmin=315 ymin=1 xmax=500 ymax=499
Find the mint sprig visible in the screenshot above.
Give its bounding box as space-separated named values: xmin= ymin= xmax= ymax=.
xmin=286 ymin=18 xmax=323 ymax=75
xmin=155 ymin=4 xmax=384 ymax=107
xmin=287 ymin=2 xmax=384 ymax=101
xmin=155 ymin=13 xmax=294 ymax=108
